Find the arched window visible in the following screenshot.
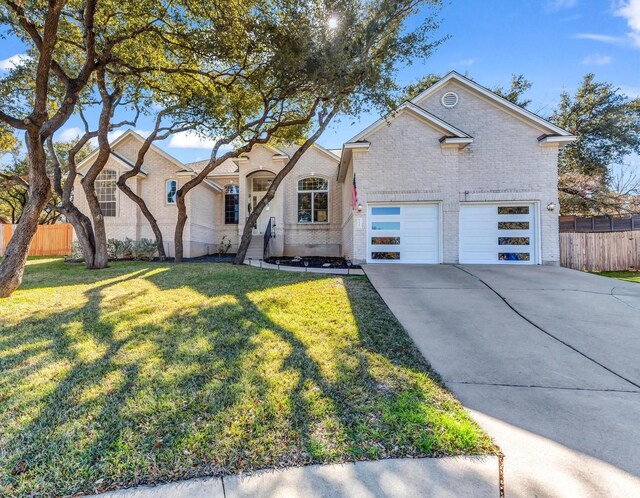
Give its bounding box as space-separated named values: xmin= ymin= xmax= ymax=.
xmin=225 ymin=184 xmax=240 ymax=224
xmin=297 ymin=177 xmax=328 ymax=223
xmin=96 ymin=169 xmax=117 ymax=217
xmin=166 ymin=180 xmax=177 ymax=204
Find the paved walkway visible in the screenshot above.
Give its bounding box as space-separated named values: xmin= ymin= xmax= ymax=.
xmin=363 ymin=264 xmax=640 ymax=497
xmin=95 ymin=456 xmax=499 ymax=497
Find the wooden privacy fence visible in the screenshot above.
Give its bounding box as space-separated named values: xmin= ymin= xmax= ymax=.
xmin=560 ymin=231 xmax=640 ymax=271
xmin=1 ymin=223 xmax=73 ymax=257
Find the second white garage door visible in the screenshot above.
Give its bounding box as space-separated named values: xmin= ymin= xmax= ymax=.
xmin=459 ymin=203 xmax=538 ymax=264
xmin=367 ymin=203 xmax=440 ymax=264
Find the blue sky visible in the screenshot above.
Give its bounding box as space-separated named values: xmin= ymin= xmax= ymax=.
xmin=1 ymin=0 xmax=639 ymax=164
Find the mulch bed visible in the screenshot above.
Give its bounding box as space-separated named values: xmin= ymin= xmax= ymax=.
xmin=265 ymin=256 xmax=361 ymax=269
xmin=65 ymin=254 xmax=237 ymax=264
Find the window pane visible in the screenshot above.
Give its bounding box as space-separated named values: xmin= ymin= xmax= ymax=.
xmin=96 ymin=170 xmax=116 ymax=217
xmin=298 ymin=192 xmax=312 ymax=222
xmin=371 ymin=237 xmax=400 ymax=245
xmin=371 ymin=221 xmax=400 ymax=230
xmin=498 ymin=206 xmax=529 ymax=215
xmin=225 ymin=185 xmax=239 ymax=224
xmin=166 ymin=180 xmax=177 ymax=204
xmin=252 ymin=178 xmax=272 ymax=192
xmin=298 ymin=177 xmax=328 ymax=191
xmin=498 ymin=237 xmax=530 ymax=245
xmin=225 ymin=184 xmax=239 ymax=195
xmin=499 ymin=252 xmax=530 ymax=261
xmin=498 ymin=222 xmax=529 ymax=230
xmin=313 ymin=192 xmax=328 ymax=222
xmin=371 ymin=252 xmax=400 ymax=260
xmin=371 ymin=207 xmax=400 ymax=215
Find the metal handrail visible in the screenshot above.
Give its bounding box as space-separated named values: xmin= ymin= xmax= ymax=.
xmin=263 ymin=218 xmax=272 ymax=259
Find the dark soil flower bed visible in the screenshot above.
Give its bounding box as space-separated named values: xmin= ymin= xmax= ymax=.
xmin=265 ymin=256 xmax=361 ymax=269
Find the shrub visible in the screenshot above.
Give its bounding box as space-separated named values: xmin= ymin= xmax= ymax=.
xmin=70 ymin=241 xmax=85 ymax=262
xmin=121 ymin=237 xmax=135 ymax=259
xmin=218 ymin=235 xmax=232 ymax=256
xmin=107 ymin=238 xmax=123 ymax=260
xmin=133 ymin=238 xmax=157 ymax=261
xmin=107 ymin=237 xmax=140 ymax=260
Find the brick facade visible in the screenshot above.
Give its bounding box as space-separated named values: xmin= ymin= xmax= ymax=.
xmin=343 ymin=80 xmax=562 ymax=264
xmin=72 ymin=74 xmax=568 ymax=264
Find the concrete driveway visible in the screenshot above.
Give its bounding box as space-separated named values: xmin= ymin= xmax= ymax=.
xmin=363 ymin=264 xmax=640 ymax=497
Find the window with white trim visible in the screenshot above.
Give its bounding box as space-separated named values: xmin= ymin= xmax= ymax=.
xmin=297 ymin=177 xmax=328 ymax=223
xmin=224 ymin=184 xmax=239 ymax=224
xmin=96 ymin=169 xmax=117 ymax=217
xmin=166 ymin=180 xmax=177 ymax=205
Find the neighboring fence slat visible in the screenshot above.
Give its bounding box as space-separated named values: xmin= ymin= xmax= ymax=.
xmin=1 ymin=223 xmax=73 ymax=257
xmin=560 ymin=215 xmax=640 ymax=233
xmin=560 ymin=231 xmax=640 ymax=271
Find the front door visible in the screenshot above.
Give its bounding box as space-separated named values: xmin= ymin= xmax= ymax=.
xmin=250 ymin=176 xmax=273 ymax=235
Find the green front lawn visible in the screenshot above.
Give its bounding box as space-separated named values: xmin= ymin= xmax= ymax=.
xmin=596 ymin=271 xmax=640 ymax=283
xmin=0 ymin=259 xmax=494 ymax=497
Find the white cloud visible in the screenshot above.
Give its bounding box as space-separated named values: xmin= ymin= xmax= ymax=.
xmin=573 ymin=33 xmax=626 ymax=44
xmin=168 ymin=130 xmax=216 ymax=149
xmin=452 ymin=58 xmax=477 ymax=67
xmin=581 ymin=53 xmax=613 ymax=65
xmin=616 ymin=0 xmax=640 ymax=46
xmin=56 ymin=127 xmax=83 ymax=142
xmin=545 ymin=0 xmax=578 ymax=12
xmin=0 ymin=53 xmax=29 ymax=71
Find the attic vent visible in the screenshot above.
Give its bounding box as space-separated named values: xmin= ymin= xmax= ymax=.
xmin=441 ymin=92 xmax=459 ymax=108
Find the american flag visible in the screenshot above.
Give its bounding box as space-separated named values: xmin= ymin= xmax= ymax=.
xmin=352 ymin=173 xmax=358 ymax=210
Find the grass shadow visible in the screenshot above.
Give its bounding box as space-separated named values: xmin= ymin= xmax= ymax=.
xmin=0 ymin=260 xmax=494 ymax=497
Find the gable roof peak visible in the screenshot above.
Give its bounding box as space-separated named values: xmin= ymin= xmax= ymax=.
xmin=410 ymin=72 xmax=573 ymax=137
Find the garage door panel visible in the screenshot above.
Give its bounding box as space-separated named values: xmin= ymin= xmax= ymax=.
xmin=460 ymin=203 xmax=537 ymax=265
xmin=367 ymin=204 xmax=440 ymax=264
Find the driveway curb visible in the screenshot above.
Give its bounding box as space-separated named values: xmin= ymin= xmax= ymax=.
xmin=93 ymin=456 xmax=501 ymax=498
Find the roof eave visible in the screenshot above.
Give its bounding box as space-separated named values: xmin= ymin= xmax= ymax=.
xmin=538 ymin=134 xmax=578 ymax=147
xmin=337 ymin=142 xmax=370 ymax=181
xmin=439 ymin=136 xmax=474 ymax=149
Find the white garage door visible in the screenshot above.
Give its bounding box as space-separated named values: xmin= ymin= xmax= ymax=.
xmin=367 ymin=203 xmax=440 ymax=264
xmin=459 ymin=203 xmax=538 ymax=264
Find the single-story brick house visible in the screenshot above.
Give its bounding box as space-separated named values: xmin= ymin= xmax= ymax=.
xmin=74 ymin=72 xmax=575 ymax=264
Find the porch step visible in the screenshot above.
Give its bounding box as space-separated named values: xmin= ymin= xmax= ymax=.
xmin=245 ymin=237 xmax=264 ymax=260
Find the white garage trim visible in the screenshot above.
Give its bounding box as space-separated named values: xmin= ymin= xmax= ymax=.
xmin=459 ymin=202 xmax=540 ymax=265
xmin=366 ymin=202 xmax=442 ymax=264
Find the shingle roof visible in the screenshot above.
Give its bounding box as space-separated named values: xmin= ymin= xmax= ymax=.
xmin=187 ymin=159 xmax=239 ymax=174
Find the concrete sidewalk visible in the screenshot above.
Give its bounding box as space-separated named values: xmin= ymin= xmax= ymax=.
xmin=95 ymin=456 xmax=500 ymax=497
xmin=363 ymin=264 xmax=640 ymax=497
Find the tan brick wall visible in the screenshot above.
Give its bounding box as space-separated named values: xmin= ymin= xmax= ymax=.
xmin=211 ymin=175 xmax=241 ymax=254
xmin=73 ymin=134 xmax=217 ymax=258
xmin=341 ymin=162 xmax=354 ymax=259
xmin=280 ymin=147 xmax=342 ymax=256
xmin=232 ymin=144 xmax=342 ymax=257
xmin=348 ymin=81 xmax=561 ymax=264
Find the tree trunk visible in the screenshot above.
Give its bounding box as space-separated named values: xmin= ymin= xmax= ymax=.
xmin=235 ymin=215 xmax=256 ymax=264
xmin=233 ymin=106 xmax=339 ymax=265
xmin=174 ymin=192 xmax=188 ymax=262
xmin=0 ymin=134 xmax=51 ymax=297
xmin=80 ymin=178 xmax=110 ymax=269
xmin=117 ymin=179 xmax=167 ymax=259
xmin=64 ymin=204 xmax=98 ymax=268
